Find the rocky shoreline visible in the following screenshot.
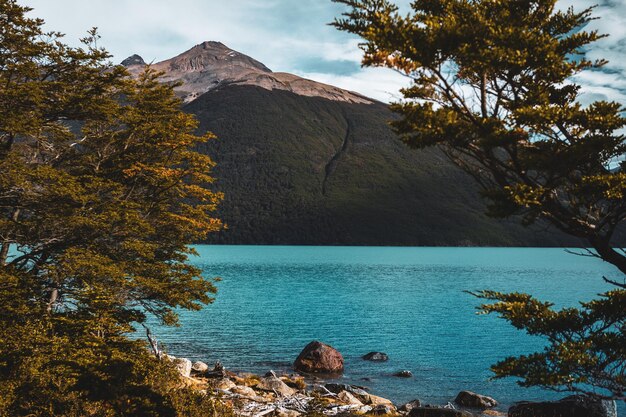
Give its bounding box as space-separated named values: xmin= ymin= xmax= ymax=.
xmin=165 ymin=341 xmax=618 ymax=417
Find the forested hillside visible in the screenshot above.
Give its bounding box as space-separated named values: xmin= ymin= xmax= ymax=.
xmin=186 ymin=85 xmax=578 ymax=246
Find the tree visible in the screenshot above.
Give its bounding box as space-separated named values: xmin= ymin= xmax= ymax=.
xmin=333 ymin=0 xmax=626 ymax=401
xmin=0 ymin=0 xmax=224 ymax=414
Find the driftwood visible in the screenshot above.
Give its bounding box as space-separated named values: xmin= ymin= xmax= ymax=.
xmin=142 ymin=324 xmax=162 ymax=360
xmin=226 ymin=392 xmax=319 ymax=416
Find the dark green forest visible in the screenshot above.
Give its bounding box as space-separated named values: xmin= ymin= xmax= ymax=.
xmin=187 ymin=85 xmax=580 ymax=246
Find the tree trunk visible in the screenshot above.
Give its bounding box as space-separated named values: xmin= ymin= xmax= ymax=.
xmin=589 ymin=235 xmax=626 ymax=277
xmin=0 ymin=208 xmax=21 ymax=266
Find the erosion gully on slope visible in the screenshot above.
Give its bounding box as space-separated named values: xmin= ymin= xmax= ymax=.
xmin=322 ymin=112 xmax=352 ymax=196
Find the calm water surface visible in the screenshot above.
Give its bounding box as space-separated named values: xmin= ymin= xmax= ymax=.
xmin=150 ymin=246 xmax=623 ymax=413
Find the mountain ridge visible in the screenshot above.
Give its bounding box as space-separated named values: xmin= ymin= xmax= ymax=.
xmin=122 ymin=42 xmax=581 ymax=246
xmin=122 ymin=41 xmax=373 ymax=104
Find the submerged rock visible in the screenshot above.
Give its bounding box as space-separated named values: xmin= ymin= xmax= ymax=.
xmin=508 ymin=395 xmax=617 ymax=417
xmin=363 ymin=352 xmax=389 ymax=362
xmin=394 ymin=370 xmax=413 ymax=378
xmin=454 ymin=391 xmax=497 ymax=408
xmin=293 ymin=341 xmax=344 ymax=374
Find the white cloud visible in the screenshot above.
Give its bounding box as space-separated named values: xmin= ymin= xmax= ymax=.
xmin=557 ymin=0 xmax=626 ymax=105
xmin=22 ymin=0 xmax=356 ymax=70
xmin=23 ymin=0 xmax=389 ymax=97
xmin=572 ymin=71 xmax=626 ymax=105
xmin=294 ymin=68 xmax=411 ymax=103
xmin=21 ymin=0 xmax=626 ymax=105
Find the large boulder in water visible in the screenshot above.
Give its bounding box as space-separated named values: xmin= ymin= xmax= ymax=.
xmin=508 ymin=395 xmax=617 ymax=417
xmin=293 ymin=341 xmax=344 ymax=374
xmin=454 ymin=391 xmax=497 ymax=408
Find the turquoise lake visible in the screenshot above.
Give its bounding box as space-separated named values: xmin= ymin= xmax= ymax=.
xmin=150 ymin=246 xmax=623 ymax=412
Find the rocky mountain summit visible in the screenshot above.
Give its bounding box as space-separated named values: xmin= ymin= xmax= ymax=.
xmin=120 ymin=54 xmax=146 ymax=67
xmin=122 ymin=41 xmax=372 ymax=104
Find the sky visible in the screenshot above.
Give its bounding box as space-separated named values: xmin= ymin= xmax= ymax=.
xmin=23 ymin=0 xmax=626 ymax=104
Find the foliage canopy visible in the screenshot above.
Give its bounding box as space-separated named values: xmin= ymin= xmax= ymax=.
xmin=0 ymin=0 xmax=224 ymax=414
xmin=334 ymin=0 xmax=626 ymax=401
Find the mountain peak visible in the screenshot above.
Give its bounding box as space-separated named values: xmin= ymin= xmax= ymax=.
xmin=198 ymin=40 xmax=228 ymax=49
xmin=121 ymin=54 xmax=146 ymax=67
xmin=164 ymin=40 xmax=272 ymax=74
xmin=127 ymin=42 xmax=373 ymax=105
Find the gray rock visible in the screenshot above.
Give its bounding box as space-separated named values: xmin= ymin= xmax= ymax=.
xmin=508 ymin=395 xmax=617 ymax=417
xmin=232 ymin=385 xmax=257 ymax=397
xmin=358 ymin=405 xmax=374 ymax=414
xmin=173 ymin=358 xmax=192 ymax=378
xmin=192 ymin=361 xmax=209 ymax=372
xmin=255 ymin=375 xmax=296 ymax=397
xmin=325 ymin=383 xmax=369 ymax=398
xmin=363 ymin=352 xmax=389 ymax=362
xmin=215 ymin=378 xmax=236 ymax=391
xmin=454 ymin=390 xmax=497 ymax=408
xmin=338 ymin=391 xmax=364 ymax=406
xmin=394 ymin=370 xmax=413 ymax=378
xmin=399 ymin=400 xmax=422 ymax=412
xmin=367 ymin=394 xmax=395 ymax=406
xmin=371 ymin=404 xmax=396 ymax=415
xmin=206 ymin=361 xmax=227 ymax=378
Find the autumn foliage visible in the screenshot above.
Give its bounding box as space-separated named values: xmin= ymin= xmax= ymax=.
xmin=0 ymin=0 xmax=225 ymax=414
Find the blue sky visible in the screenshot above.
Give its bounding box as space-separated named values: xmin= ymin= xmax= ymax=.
xmin=23 ymin=0 xmax=626 ymax=104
